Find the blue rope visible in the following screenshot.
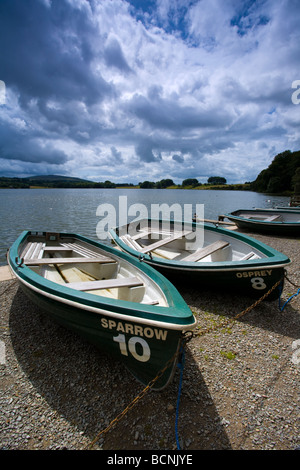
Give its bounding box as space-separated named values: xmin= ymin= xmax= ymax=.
xmin=278 ymin=283 xmax=300 ymax=311
xmin=175 ymin=348 xmax=185 ymax=450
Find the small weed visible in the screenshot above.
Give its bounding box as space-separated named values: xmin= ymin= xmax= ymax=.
xmin=220 ymin=350 xmax=236 ymax=360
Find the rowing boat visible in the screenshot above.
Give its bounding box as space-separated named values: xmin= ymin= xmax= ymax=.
xmin=275 ymin=206 xmax=300 ymax=211
xmin=221 ymin=209 xmax=300 ymax=235
xmin=8 ymin=231 xmax=196 ymax=390
xmin=109 ymin=218 xmax=290 ymax=301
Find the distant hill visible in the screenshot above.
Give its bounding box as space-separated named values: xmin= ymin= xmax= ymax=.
xmin=27 ymin=174 xmax=91 ymax=183
xmin=0 ymin=174 xmax=111 ymax=188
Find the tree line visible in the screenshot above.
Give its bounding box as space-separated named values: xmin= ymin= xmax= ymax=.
xmin=139 ymin=176 xmax=227 ymax=188
xmin=249 ymin=150 xmax=300 ymax=194
xmin=0 ymin=175 xmax=227 ymax=189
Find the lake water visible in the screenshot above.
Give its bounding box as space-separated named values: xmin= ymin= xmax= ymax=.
xmin=0 ymin=187 xmax=290 ymax=265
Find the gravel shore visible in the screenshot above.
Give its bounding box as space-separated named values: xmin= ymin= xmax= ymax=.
xmin=0 ymin=229 xmax=299 ymax=451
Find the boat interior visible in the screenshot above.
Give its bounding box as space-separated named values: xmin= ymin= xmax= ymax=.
xmin=116 ymin=220 xmax=264 ymax=262
xmin=19 ymin=232 xmax=167 ymax=306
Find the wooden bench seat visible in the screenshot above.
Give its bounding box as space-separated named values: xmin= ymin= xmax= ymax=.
xmin=264 ymin=215 xmax=281 ymax=222
xmin=140 ymin=230 xmax=193 ymax=254
xmin=120 ymin=235 xmax=144 ymax=251
xmin=121 ymin=230 xmax=193 ymax=254
xmin=131 ymin=228 xmax=151 ymax=240
xmin=60 ymin=242 xmax=110 ymax=259
xmin=182 ymin=240 xmax=229 ymax=262
xmin=240 ymin=251 xmax=257 ymax=260
xmin=66 ymin=277 xmax=144 ymax=291
xmin=25 ymin=256 xmax=116 ymax=266
xmin=43 ymin=246 xmax=73 ymax=252
xmin=23 ymin=242 xmax=45 ymax=260
xmin=44 ymin=245 xmax=73 ymax=251
xmin=131 ymin=227 xmax=184 ymax=240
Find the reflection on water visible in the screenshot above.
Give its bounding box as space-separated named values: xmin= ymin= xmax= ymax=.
xmin=0 ymin=187 xmax=289 ymax=265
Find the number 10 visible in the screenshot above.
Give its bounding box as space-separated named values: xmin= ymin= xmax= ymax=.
xmin=113 ymin=334 xmax=151 ymax=362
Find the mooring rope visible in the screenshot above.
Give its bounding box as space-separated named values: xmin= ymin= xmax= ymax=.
xmin=279 ymin=285 xmax=300 ymax=311
xmin=175 ymin=347 xmax=185 ymax=450
xmin=278 ymin=271 xmax=300 ymax=311
xmin=281 ymin=288 xmax=300 ymax=310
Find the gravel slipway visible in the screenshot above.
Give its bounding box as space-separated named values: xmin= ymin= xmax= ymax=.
xmin=0 ymin=230 xmax=299 ymax=451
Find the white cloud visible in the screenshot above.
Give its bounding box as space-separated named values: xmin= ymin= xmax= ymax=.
xmin=0 ymin=0 xmax=299 ymax=183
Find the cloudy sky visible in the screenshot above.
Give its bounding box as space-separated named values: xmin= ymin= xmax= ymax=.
xmin=0 ymin=0 xmax=299 ymax=184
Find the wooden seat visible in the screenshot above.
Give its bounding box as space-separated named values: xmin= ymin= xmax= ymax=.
xmin=240 ymin=251 xmax=257 ymax=260
xmin=60 ymin=242 xmax=114 ymax=260
xmin=23 ymin=242 xmax=45 ymax=260
xmin=66 ymin=277 xmax=144 ymax=291
xmin=121 ymin=230 xmax=193 ymax=254
xmin=264 ymin=215 xmax=281 ymax=222
xmin=43 ymin=246 xmax=73 ymax=252
xmin=120 ymin=235 xmax=144 ymax=251
xmin=131 ymin=228 xmax=151 ymax=240
xmin=182 ymin=240 xmax=229 ymax=262
xmin=140 ymin=230 xmax=193 ymax=254
xmin=25 ymin=256 xmax=116 ymax=266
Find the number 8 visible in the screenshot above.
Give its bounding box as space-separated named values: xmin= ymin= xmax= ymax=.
xmin=251 ymin=277 xmax=267 ymax=290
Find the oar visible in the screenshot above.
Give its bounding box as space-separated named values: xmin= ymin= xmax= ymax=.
xmin=193 ymin=216 xmax=236 ymax=226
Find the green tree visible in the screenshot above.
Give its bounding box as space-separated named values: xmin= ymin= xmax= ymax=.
xmin=155 ymin=178 xmax=174 ymax=188
xmin=139 ymin=181 xmax=155 ymax=188
xmin=267 ymin=176 xmax=282 ymax=193
xmin=104 ymin=180 xmax=116 ymax=188
xmin=251 ymin=150 xmax=300 ymax=193
xmin=207 ymin=176 xmax=227 ymax=185
xmin=292 ymin=167 xmax=300 ymax=195
xmin=182 ymin=178 xmax=198 ymax=187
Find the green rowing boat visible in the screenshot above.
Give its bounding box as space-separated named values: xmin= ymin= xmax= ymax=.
xmin=109 ymin=218 xmax=291 ymax=301
xmin=222 ymin=209 xmax=300 ymax=235
xmin=8 ymin=231 xmax=196 ymax=390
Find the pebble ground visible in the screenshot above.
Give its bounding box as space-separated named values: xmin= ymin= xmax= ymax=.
xmin=0 ymin=229 xmax=299 ymax=451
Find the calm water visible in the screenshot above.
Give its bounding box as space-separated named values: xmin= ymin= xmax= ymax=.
xmin=0 ymin=188 xmax=290 ymax=265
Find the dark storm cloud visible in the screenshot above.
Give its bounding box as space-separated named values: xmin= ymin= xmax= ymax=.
xmin=0 ymin=0 xmax=112 ymax=108
xmin=172 ymin=154 xmax=184 ymax=163
xmin=0 ymin=0 xmax=114 ymax=169
xmin=128 ymin=90 xmax=230 ymax=132
xmin=104 ymin=37 xmax=133 ymax=73
xmin=135 ymin=138 xmax=160 ymax=163
xmin=0 ymin=118 xmax=68 ymax=164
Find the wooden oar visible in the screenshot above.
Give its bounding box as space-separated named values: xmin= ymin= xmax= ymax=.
xmin=193 ymin=216 xmax=236 ymax=226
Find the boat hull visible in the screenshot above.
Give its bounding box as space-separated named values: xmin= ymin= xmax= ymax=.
xmin=226 ymin=217 xmax=300 ymax=235
xmin=145 ymin=261 xmax=285 ymax=301
xmin=8 ymin=231 xmax=196 ymax=390
xmin=275 ymin=206 xmax=300 ymax=211
xmin=18 ymin=281 xmax=182 ymax=390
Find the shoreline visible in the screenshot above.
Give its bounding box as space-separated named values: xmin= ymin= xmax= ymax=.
xmin=0 ymin=182 xmax=295 ymax=196
xmin=0 ymin=186 xmax=294 ymax=195
xmin=0 ymin=230 xmax=299 ymax=450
